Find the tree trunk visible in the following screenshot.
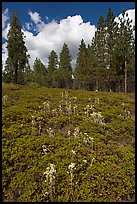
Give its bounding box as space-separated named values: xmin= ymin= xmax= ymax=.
xmin=125 ymin=60 xmax=127 ymax=93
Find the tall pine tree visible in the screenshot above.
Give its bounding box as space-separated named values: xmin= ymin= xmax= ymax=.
xmin=74 ymin=39 xmax=87 ymax=90
xmin=47 ymin=50 xmax=58 ymax=87
xmin=105 ymin=8 xmax=118 ymax=92
xmin=92 ymin=15 xmax=107 ymax=91
xmin=33 ymin=58 xmax=48 ymax=86
xmin=74 ymin=39 xmax=95 ymax=90
xmin=114 ymin=10 xmax=135 ymax=92
xmin=56 ymin=43 xmax=72 ymax=88
xmin=4 ymin=12 xmax=29 ymax=84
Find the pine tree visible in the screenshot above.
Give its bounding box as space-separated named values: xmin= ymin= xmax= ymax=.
xmin=33 ymin=58 xmax=48 ymax=86
xmin=74 ymin=40 xmax=95 ymax=90
xmin=57 ymin=43 xmax=72 ymax=88
xmin=92 ymin=15 xmax=107 ymax=91
xmin=47 ymin=50 xmax=58 ymax=87
xmin=74 ymin=39 xmax=88 ymax=90
xmin=105 ymin=8 xmax=118 ymax=92
xmin=4 ymin=12 xmax=29 ymax=84
xmin=114 ymin=10 xmax=135 ymax=92
xmin=127 ymin=38 xmax=135 ymax=92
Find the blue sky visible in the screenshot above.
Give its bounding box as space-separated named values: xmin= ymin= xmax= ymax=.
xmin=2 ymin=2 xmax=135 ymax=69
xmin=2 ymin=2 xmax=135 ymax=26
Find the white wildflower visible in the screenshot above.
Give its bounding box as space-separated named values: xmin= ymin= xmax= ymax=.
xmin=72 ymin=150 xmax=76 ymax=155
xmin=83 ymin=160 xmax=87 ymax=163
xmin=73 ymin=127 xmax=80 ymax=138
xmin=47 ymin=128 xmax=54 ymax=136
xmin=95 ymin=97 xmax=100 ymax=105
xmin=90 ymin=158 xmax=95 ymax=166
xmin=68 ymin=162 xmax=76 ymax=170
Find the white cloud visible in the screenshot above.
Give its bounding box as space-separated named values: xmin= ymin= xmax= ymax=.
xmin=115 ymin=9 xmax=135 ymax=39
xmin=2 ymin=9 xmax=135 ymax=70
xmin=2 ymin=8 xmax=10 ymax=39
xmin=115 ymin=9 xmax=135 ymax=28
xmin=2 ymin=8 xmax=9 ymax=29
xmin=2 ymin=43 xmax=8 ymax=67
xmin=23 ymin=13 xmax=96 ymax=68
xmin=28 ymin=11 xmax=41 ymax=24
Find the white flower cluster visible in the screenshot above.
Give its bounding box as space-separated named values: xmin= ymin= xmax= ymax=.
xmin=71 ymin=149 xmax=76 ymax=155
xmin=52 ymin=109 xmax=58 ymax=117
xmin=95 ymin=97 xmax=100 ymax=105
xmin=90 ymin=158 xmax=95 ymax=166
xmin=68 ymin=162 xmax=76 ymax=189
xmin=66 ymin=101 xmax=72 ymax=115
xmin=68 ymin=162 xmax=76 ymax=171
xmin=83 ymin=133 xmax=94 ymax=147
xmin=119 ymin=103 xmax=131 ymax=119
xmin=58 ymin=104 xmax=63 ymax=114
xmin=73 ymin=105 xmax=78 ymax=115
xmin=44 ymin=164 xmax=56 ymax=184
xmin=31 ymin=115 xmax=36 ymax=127
xmin=37 ymin=116 xmax=43 ymax=134
xmin=47 ymin=127 xmax=54 ymax=136
xmin=2 ymin=95 xmax=8 ymax=103
xmin=73 ymin=127 xmax=81 ymax=138
xmin=90 ymin=111 xmax=106 ymax=126
xmin=64 ymin=91 xmax=69 ymax=99
xmin=42 ymin=144 xmax=50 ymax=155
xmin=84 ymin=104 xmax=95 ymax=117
xmin=43 ymin=100 xmax=50 ymax=113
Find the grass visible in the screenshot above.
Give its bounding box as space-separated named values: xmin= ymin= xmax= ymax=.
xmin=2 ymin=83 xmax=135 ymax=202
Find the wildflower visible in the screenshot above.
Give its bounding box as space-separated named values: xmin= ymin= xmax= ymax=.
xmin=90 ymin=158 xmax=95 ymax=166
xmin=68 ymin=130 xmax=71 ymax=137
xmin=58 ymin=105 xmax=62 ymax=113
xmin=121 ymin=103 xmax=125 ymax=107
xmin=47 ymin=128 xmax=54 ymax=136
xmin=73 ymin=127 xmax=80 ymax=138
xmin=20 ymin=124 xmax=24 ymax=128
xmin=43 ymin=100 xmax=50 ymax=112
xmin=2 ymin=95 xmax=8 ymax=103
xmin=31 ymin=115 xmax=35 ymax=127
xmin=83 ymin=160 xmax=87 ymax=163
xmin=95 ymin=97 xmax=100 ymax=105
xmin=43 ymin=164 xmax=56 ymax=200
xmin=68 ymin=162 xmax=76 ymax=170
xmin=52 ymin=109 xmax=56 ymax=117
xmin=73 ymin=105 xmax=77 ymax=115
xmin=43 ymin=191 xmax=49 ymax=197
xmin=43 ymin=164 xmax=56 ymax=185
xmin=72 ymin=150 xmax=76 ymax=155
xmin=90 ymin=111 xmax=106 ymax=126
xmin=42 ymin=145 xmax=50 ymax=154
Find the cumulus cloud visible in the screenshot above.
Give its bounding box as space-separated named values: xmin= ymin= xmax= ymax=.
xmin=2 ymin=43 xmax=8 ymax=68
xmin=2 ymin=9 xmax=135 ymax=70
xmin=115 ymin=9 xmax=135 ymax=39
xmin=23 ymin=13 xmax=96 ymax=68
xmin=2 ymin=8 xmax=9 ymax=29
xmin=2 ymin=8 xmax=10 ymax=38
xmin=115 ymin=9 xmax=135 ymax=28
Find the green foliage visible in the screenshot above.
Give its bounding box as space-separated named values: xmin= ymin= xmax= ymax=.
xmin=75 ymin=39 xmax=94 ymax=90
xmin=3 ymin=12 xmax=29 ymax=84
xmin=2 ymin=83 xmax=135 ymax=202
xmin=47 ymin=50 xmax=58 ymax=88
xmin=33 ymin=58 xmax=48 ymax=87
xmin=58 ymin=43 xmax=72 ymax=88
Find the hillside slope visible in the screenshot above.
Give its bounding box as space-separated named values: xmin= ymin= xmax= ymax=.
xmin=2 ymin=83 xmax=135 ymax=202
